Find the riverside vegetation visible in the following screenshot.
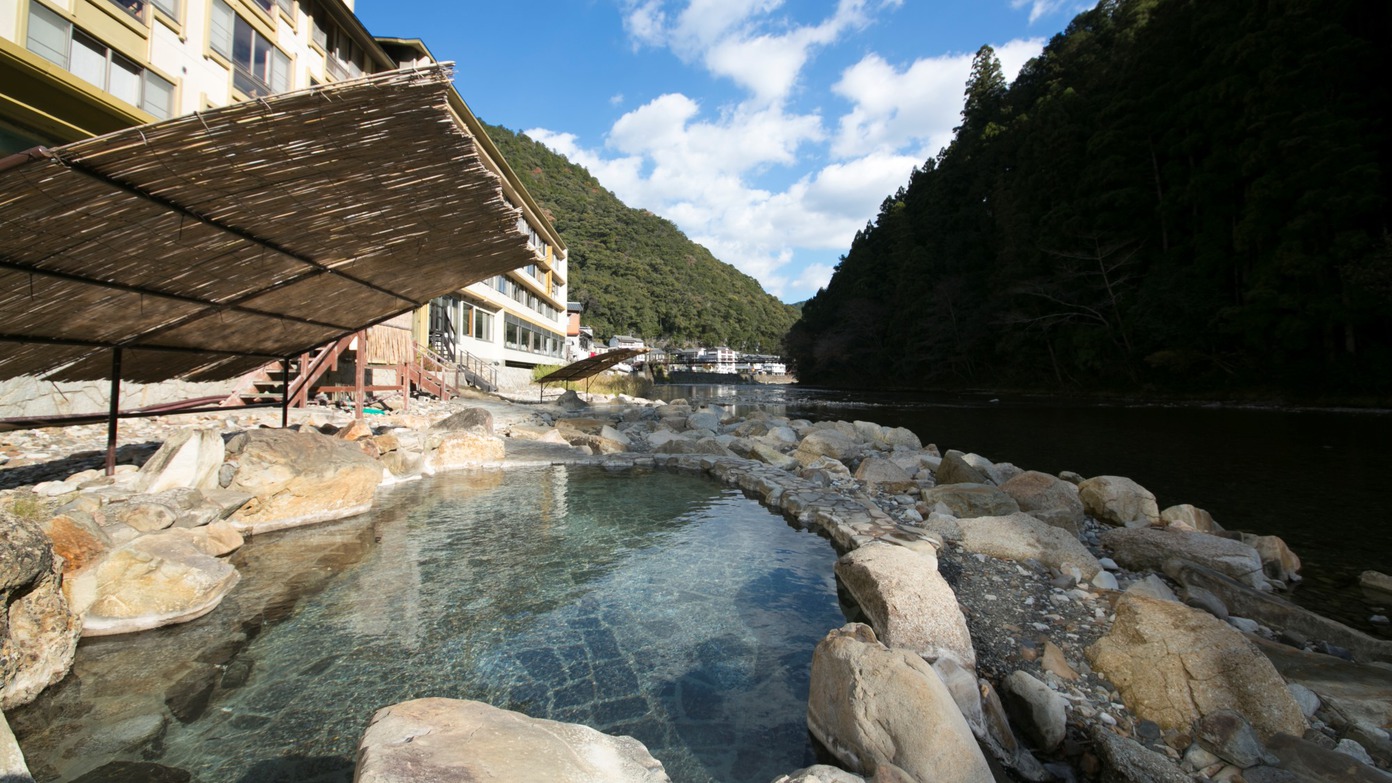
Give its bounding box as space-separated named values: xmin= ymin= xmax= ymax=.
xmin=788 ymin=0 xmax=1392 ymax=400
xmin=2 ymin=391 xmax=1390 ymax=782
xmin=483 ymin=122 xmax=800 ymax=353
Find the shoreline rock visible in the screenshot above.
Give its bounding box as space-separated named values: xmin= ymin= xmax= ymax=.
xmin=2 ymin=390 xmax=1389 ymax=783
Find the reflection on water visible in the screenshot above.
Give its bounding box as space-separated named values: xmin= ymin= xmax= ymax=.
xmin=13 ymin=467 xmax=843 ymax=783
xmin=656 ymin=384 xmax=1392 ymax=634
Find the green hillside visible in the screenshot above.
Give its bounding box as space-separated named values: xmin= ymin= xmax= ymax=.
xmin=482 ymin=123 xmax=799 ymax=352
xmin=788 ymin=0 xmax=1392 ymax=397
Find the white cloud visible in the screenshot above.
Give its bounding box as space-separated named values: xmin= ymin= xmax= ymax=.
xmin=609 ymin=93 xmax=626 ymax=106
xmin=831 ymin=37 xmax=1044 ymax=159
xmin=1010 ymin=0 xmax=1089 ymax=24
xmin=529 ymin=4 xmax=1044 ymax=302
xmin=623 ymin=0 xmax=888 ymax=105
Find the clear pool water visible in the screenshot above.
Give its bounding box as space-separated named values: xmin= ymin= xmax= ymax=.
xmin=14 ymin=466 xmax=845 ymax=783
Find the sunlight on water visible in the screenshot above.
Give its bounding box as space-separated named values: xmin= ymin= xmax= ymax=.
xmin=14 ymin=467 xmax=844 ymax=783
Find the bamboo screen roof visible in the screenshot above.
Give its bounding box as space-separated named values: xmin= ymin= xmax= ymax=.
xmin=0 ymin=64 xmax=538 ymax=383
xmin=536 ymin=349 xmax=648 ymax=384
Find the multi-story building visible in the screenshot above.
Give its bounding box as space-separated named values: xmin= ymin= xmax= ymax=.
xmin=0 ymin=0 xmax=567 ymax=387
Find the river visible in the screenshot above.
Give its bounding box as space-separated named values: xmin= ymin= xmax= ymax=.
xmin=652 ymin=383 xmax=1392 ymax=638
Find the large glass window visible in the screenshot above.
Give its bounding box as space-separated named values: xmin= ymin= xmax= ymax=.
xmin=150 ymin=0 xmax=178 ymax=20
xmin=26 ymin=3 xmax=69 ymax=67
xmin=28 ymin=4 xmax=176 ymax=119
xmin=473 ymin=309 xmax=493 ymax=342
xmin=503 ymin=315 xmax=562 ymax=358
xmin=211 ymin=0 xmax=290 ymax=97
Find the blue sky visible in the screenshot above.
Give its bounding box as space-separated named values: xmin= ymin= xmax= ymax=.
xmin=356 ymin=0 xmax=1092 ymax=304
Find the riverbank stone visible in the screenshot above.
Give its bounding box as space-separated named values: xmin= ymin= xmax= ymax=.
xmin=355 ymin=698 xmax=670 ymax=783
xmin=132 ymin=428 xmax=224 ymax=495
xmin=924 ymin=512 xmax=1101 ymax=579
xmin=934 ymin=450 xmax=991 ymax=486
xmin=1078 ymin=475 xmax=1159 ymax=528
xmin=77 ymin=532 xmax=240 ymax=636
xmin=1160 ymin=504 xmax=1223 ymax=533
xmin=999 ymin=471 xmax=1085 ymax=534
xmin=807 ymin=624 xmax=993 ymax=783
xmin=1086 ymin=593 xmax=1307 ymax=739
xmin=834 ymin=542 xmax=976 ymax=669
xmin=919 ymin=483 xmax=1019 ymax=519
xmin=1103 ymin=527 xmax=1267 ymax=590
xmin=223 ymin=429 xmax=383 ymax=534
xmin=1 ymin=511 xmax=81 ymax=710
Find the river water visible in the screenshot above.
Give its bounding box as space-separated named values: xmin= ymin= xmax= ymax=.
xmin=654 ymin=383 xmax=1392 ymax=637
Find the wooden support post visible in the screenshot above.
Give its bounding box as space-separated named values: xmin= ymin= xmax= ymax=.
xmin=281 ymin=357 xmax=291 ymax=428
xmin=105 ymin=348 xmax=122 ymax=476
xmin=400 ymin=362 xmax=409 ymax=412
xmin=354 ymin=330 xmax=366 ymax=419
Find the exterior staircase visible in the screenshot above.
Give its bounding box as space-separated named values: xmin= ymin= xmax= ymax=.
xmin=220 ymin=334 xmax=498 ymax=409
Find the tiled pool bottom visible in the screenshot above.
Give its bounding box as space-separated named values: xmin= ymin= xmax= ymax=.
xmin=15 ymin=466 xmax=846 ymax=783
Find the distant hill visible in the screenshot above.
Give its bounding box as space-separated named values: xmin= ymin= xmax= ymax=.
xmin=482 ymin=123 xmax=799 ymax=353
xmin=787 ymin=0 xmax=1392 ymax=396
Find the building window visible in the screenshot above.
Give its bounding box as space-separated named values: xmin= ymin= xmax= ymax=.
xmin=26 ymin=3 xmax=176 ymax=119
xmin=325 ymin=26 xmax=363 ymax=80
xmin=503 ymin=315 xmax=562 ymax=358
xmin=107 ymin=0 xmax=146 ymax=21
xmin=473 ymin=309 xmax=493 ymax=342
xmin=211 ymin=0 xmax=290 ymax=98
xmin=308 ymin=2 xmax=327 ymax=48
xmin=150 ymin=0 xmax=178 ymax=21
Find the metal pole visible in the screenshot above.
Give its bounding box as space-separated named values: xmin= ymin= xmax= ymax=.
xmin=354 ymin=330 xmax=366 ymax=419
xmin=105 ymin=347 xmax=122 ymax=476
xmin=280 ymin=357 xmax=290 ymax=428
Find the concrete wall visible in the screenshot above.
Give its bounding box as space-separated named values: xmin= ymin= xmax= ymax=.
xmin=0 ymin=375 xmax=237 ymax=418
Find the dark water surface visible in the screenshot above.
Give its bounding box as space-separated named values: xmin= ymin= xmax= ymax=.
xmin=13 ymin=467 xmax=843 ymax=783
xmin=656 ymin=384 xmax=1392 ymax=635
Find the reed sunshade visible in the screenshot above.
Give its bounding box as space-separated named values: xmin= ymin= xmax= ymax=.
xmin=0 ymin=64 xmax=537 ymax=383
xmin=535 ymin=348 xmax=649 ymax=384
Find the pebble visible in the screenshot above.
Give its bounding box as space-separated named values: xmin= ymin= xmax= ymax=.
xmin=1098 ymin=557 xmax=1119 ymax=571
xmin=1371 ymin=615 xmax=1389 ymax=624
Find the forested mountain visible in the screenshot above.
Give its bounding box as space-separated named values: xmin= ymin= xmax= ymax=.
xmin=482 ymin=123 xmax=799 ymax=352
xmin=788 ymin=0 xmax=1392 ymax=397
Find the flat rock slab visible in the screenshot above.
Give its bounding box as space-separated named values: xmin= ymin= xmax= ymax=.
xmin=1086 ymin=593 xmax=1307 ymax=739
xmin=225 ymin=429 xmax=382 ymax=534
xmin=834 ymin=542 xmax=975 ymax=668
xmin=355 ymin=698 xmax=670 ymax=783
xmin=1251 ymin=636 xmax=1392 ymax=730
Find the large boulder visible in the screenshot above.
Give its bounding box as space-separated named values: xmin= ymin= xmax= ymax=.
xmin=1085 ymin=593 xmax=1307 ymax=739
xmin=807 ymin=624 xmax=993 ymax=783
xmin=1078 ymin=475 xmax=1159 ymax=528
xmin=999 ymin=471 xmax=1085 ymax=534
xmin=132 ymin=428 xmax=225 ymax=494
xmin=1239 ymin=533 xmax=1302 ymax=583
xmin=934 ymin=450 xmax=991 ymax=486
xmin=797 ymin=430 xmax=861 ymax=462
xmin=1 ymin=511 xmax=81 ymax=710
xmin=925 ymin=512 xmax=1101 ymax=579
xmin=429 ymin=430 xmax=509 ymax=467
xmin=920 ymin=483 xmax=1019 ymax=519
xmin=355 ymin=698 xmax=670 ymax=783
xmin=431 ymin=407 xmax=494 ymax=435
xmin=853 ymin=458 xmax=915 ymax=492
xmin=1102 ymin=527 xmax=1266 ymax=590
xmin=1160 ymin=504 xmax=1223 ymax=533
xmin=76 ymin=531 xmax=241 ymax=637
xmin=834 ymin=543 xmax=975 ymax=668
xmin=223 ymin=429 xmax=383 ymax=534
